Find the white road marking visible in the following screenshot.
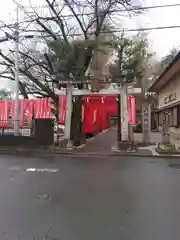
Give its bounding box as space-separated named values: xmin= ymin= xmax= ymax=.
xmin=8 ymin=167 xmax=59 ymax=173
xmin=25 ymin=168 xmax=58 ymax=172
xmin=25 ymin=168 xmax=36 ymax=172
xmin=8 ymin=166 xmax=21 ymax=171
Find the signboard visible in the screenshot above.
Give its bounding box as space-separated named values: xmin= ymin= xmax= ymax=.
xmin=164 ymin=93 xmax=176 ymax=104
xmin=142 ymin=102 xmax=151 ymax=144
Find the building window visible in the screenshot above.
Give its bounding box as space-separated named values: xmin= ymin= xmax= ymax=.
xmin=168 ymin=111 xmax=172 ymax=125
xmin=158 ymin=108 xmax=179 ymax=127
xmin=158 ymin=111 xmax=163 ymax=125
xmin=159 ymin=110 xmax=172 ymax=125
xmin=177 ymin=107 xmax=180 ymax=127
xmin=172 ymin=107 xmax=177 ymax=126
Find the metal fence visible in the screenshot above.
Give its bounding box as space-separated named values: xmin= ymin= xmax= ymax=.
xmin=0 ymin=120 xmax=31 ymax=136
xmin=0 ymin=120 xmax=66 ymax=145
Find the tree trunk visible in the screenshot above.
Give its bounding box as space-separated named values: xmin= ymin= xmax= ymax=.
xmin=54 ymin=96 xmax=59 ymax=125
xmin=70 ymin=95 xmax=83 ymax=146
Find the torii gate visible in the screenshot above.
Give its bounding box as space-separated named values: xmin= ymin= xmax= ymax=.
xmin=55 ymin=84 xmax=141 ymax=148
xmin=55 ymin=84 xmax=141 ymax=96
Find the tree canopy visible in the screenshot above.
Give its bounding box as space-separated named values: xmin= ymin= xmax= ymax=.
xmin=0 ymin=0 xmax=143 ymax=100
xmin=0 ymin=89 xmax=12 ymax=100
xmin=109 ymin=32 xmax=152 ymax=84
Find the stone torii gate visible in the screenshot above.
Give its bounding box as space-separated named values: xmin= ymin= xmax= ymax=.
xmin=55 ymin=84 xmax=141 ymax=148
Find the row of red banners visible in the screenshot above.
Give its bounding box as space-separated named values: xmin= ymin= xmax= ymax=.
xmin=0 ymin=98 xmax=52 ymax=127
xmin=0 ymin=95 xmax=136 ymax=129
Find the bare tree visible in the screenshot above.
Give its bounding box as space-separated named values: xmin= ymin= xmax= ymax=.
xmin=0 ymin=0 xmax=143 ymax=145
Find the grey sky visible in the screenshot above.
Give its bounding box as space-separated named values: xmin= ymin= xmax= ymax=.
xmin=0 ymin=0 xmax=180 ymax=89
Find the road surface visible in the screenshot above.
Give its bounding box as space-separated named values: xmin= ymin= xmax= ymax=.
xmin=0 ymin=154 xmax=180 ymax=239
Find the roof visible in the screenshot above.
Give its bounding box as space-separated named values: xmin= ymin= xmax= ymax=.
xmin=149 ymin=51 xmax=180 ymax=92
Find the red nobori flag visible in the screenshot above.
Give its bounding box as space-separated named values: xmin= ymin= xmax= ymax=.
xmin=26 ymin=99 xmax=34 ymax=121
xmin=20 ymin=99 xmax=25 ymax=127
xmin=58 ymin=96 xmax=66 ymax=124
xmin=0 ymin=100 xmax=9 ymax=127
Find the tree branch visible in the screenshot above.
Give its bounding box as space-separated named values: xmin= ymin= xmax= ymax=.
xmin=0 ymin=51 xmax=55 ymax=98
xmin=36 ymin=18 xmax=58 ymax=40
xmin=46 ymin=0 xmax=69 ymax=43
xmin=63 ymin=0 xmax=88 ymax=39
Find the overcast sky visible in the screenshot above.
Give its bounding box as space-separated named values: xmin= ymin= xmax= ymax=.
xmin=0 ymin=0 xmax=180 ymax=89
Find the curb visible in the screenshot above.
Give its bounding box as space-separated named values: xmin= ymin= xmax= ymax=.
xmin=0 ymin=144 xmax=180 ymax=158
xmin=0 ymin=149 xmax=179 ymax=158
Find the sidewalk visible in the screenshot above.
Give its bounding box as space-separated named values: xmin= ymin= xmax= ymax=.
xmin=134 ymin=132 xmax=161 ymax=144
xmin=77 ymin=129 xmax=153 ymax=156
xmin=77 ymin=128 xmax=117 ymax=153
xmin=1 ymin=130 xmax=180 ymax=158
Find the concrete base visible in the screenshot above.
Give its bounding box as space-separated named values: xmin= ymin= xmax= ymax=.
xmin=156 ymin=143 xmax=178 ymax=154
xmin=112 ymin=141 xmax=137 ymax=152
xmin=118 ymin=141 xmax=136 ymax=151
xmin=111 ymin=146 xmax=120 ymax=152
xmin=66 ymin=140 xmax=74 ymax=150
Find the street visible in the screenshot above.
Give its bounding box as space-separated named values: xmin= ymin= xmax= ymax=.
xmin=0 ymin=154 xmax=179 ymax=239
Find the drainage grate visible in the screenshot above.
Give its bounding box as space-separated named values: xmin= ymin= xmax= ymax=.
xmin=169 ymin=163 xmax=180 ymax=169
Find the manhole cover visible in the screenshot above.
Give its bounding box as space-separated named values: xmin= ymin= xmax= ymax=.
xmin=37 ymin=193 xmax=50 ymax=200
xmin=169 ymin=163 xmax=180 ymax=169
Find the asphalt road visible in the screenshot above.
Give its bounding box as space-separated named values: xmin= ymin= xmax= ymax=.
xmin=0 ymin=154 xmax=180 ymax=239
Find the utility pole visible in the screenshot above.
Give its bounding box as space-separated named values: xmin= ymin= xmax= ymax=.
xmin=14 ymin=6 xmax=20 ymax=136
xmin=142 ymin=76 xmax=151 ymax=145
xmin=120 ymin=83 xmax=128 ymax=141
xmin=116 ymin=43 xmax=124 ymax=149
xmin=116 ymin=41 xmax=129 ymax=144
xmin=0 ymin=7 xmax=34 ymax=137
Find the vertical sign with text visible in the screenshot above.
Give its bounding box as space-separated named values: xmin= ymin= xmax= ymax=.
xmin=142 ymin=102 xmax=151 ymax=144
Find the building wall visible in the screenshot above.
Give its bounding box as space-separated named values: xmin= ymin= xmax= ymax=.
xmin=158 ymin=74 xmax=179 ymax=109
xmin=156 ymin=74 xmax=180 ymax=147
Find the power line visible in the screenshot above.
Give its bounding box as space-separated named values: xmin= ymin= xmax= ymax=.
xmin=12 ymin=0 xmax=49 ymax=40
xmin=1 ymin=1 xmax=180 ymax=39
xmin=1 ymin=24 xmax=180 ymax=42
xmin=0 ymin=19 xmax=32 ymax=30
xmin=1 ymin=2 xmax=180 ymax=29
xmin=15 ymin=3 xmax=180 ymax=21
xmin=2 ymin=18 xmax=180 ymax=39
xmin=17 ymin=3 xmax=180 ymax=12
xmin=18 ymin=24 xmax=180 ymax=37
xmin=7 ymin=2 xmax=180 ymax=21
xmin=2 ymin=19 xmax=180 ymax=36
xmin=123 ymin=25 xmax=180 ymax=32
